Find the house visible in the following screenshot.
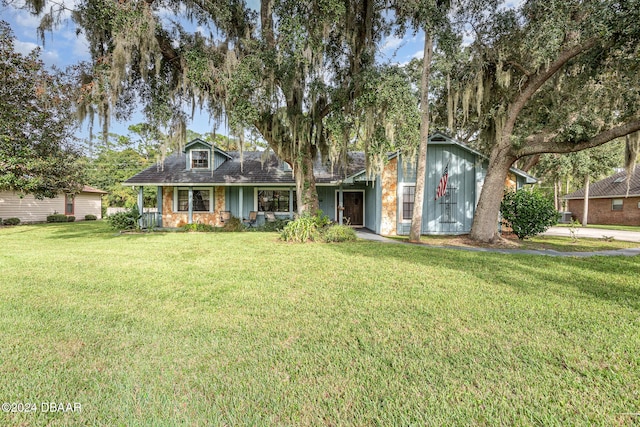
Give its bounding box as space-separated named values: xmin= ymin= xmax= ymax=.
xmin=0 ymin=185 xmax=107 ymax=223
xmin=564 ymin=167 xmax=640 ymax=226
xmin=123 ymin=132 xmax=536 ymax=235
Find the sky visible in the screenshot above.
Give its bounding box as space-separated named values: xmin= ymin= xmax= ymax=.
xmin=2 ymin=0 xmax=523 ymax=141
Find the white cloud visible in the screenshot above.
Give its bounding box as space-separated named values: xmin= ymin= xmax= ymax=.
xmin=411 ymin=49 xmax=424 ymax=60
xmin=382 ymin=35 xmax=403 ymax=52
xmin=13 ymin=39 xmax=39 ymax=55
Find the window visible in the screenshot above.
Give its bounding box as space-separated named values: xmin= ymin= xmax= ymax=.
xmin=177 ymin=189 xmax=212 ymax=212
xmin=258 ymin=190 xmax=296 ymax=212
xmin=191 ymin=150 xmax=209 ymax=169
xmin=402 ymin=186 xmax=415 ymax=220
xmin=612 ymin=199 xmax=623 ymax=211
xmin=65 ymin=194 xmax=74 ymax=215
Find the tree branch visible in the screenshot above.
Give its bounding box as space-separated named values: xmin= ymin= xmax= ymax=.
xmin=517 ymin=119 xmax=640 ymax=158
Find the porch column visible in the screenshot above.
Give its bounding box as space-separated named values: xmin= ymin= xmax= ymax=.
xmin=338 ymin=184 xmax=344 ymax=225
xmin=137 ymin=186 xmax=144 ymax=228
xmin=156 ymin=186 xmax=163 ymax=228
xmin=239 ymin=187 xmax=243 ymax=219
xmin=289 ymin=188 xmax=294 ymax=218
xmin=188 ymin=187 xmax=193 ymax=224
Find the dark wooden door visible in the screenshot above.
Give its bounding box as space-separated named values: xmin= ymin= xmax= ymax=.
xmin=341 ymin=192 xmax=364 ymax=226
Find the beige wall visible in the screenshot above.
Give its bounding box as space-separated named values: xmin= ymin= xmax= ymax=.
xmin=380 ymin=158 xmax=398 ymax=235
xmin=0 ymin=191 xmax=103 ymax=223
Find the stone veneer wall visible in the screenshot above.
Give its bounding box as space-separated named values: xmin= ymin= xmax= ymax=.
xmin=380 ymin=157 xmax=398 ymax=235
xmin=161 ymin=187 xmax=226 ymax=227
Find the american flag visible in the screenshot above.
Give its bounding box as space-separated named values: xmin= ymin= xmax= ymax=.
xmin=435 ymin=163 xmax=449 ymax=200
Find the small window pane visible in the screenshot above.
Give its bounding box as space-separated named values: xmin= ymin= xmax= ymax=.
xmin=403 ymin=186 xmax=415 ymax=220
xmin=178 ymin=189 xmax=211 ymax=212
xmin=258 ymin=190 xmax=296 ymax=212
xmin=65 ymin=195 xmax=74 ymax=215
xmin=191 ymin=150 xmax=209 ymax=169
xmin=612 ymin=199 xmax=623 ymax=211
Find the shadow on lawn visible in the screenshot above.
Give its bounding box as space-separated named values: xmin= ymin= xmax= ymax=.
xmin=327 ymin=241 xmax=640 ymax=311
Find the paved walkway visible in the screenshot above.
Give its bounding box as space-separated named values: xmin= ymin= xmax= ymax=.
xmin=354 ymin=229 xmax=640 ymax=257
xmin=543 ymin=226 xmax=640 ymax=243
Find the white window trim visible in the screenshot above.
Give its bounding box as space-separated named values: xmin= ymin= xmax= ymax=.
xmin=334 ymin=189 xmax=366 ymax=227
xmin=254 ymin=187 xmax=295 ymax=214
xmin=399 ymin=182 xmax=416 ymax=223
xmin=612 ymin=198 xmax=623 ymax=211
xmin=190 ymin=150 xmax=210 ymax=170
xmin=173 ymin=187 xmax=214 ymax=213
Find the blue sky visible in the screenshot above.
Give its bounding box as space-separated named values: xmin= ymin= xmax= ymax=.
xmin=2 ymin=0 xmax=522 ymax=141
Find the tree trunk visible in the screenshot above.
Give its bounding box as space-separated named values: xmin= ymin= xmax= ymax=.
xmin=581 ymin=174 xmax=590 ymax=226
xmin=409 ymin=31 xmax=433 ymax=243
xmin=294 ymin=140 xmax=320 ymax=215
xmin=469 ymin=146 xmax=516 ymax=243
xmin=554 ymin=180 xmax=559 ymax=211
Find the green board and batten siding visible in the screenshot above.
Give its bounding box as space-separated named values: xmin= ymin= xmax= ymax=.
xmin=396 ymin=141 xmax=486 ymax=235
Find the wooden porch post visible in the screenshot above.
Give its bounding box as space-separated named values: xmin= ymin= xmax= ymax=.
xmin=137 ymin=186 xmax=144 ymax=228
xmin=338 ymin=184 xmax=344 ymax=225
xmin=188 ymin=187 xmax=193 ymax=224
xmin=239 ymin=187 xmax=243 ymax=219
xmin=289 ymin=188 xmax=294 ymax=218
xmin=156 ymin=186 xmax=163 ymax=228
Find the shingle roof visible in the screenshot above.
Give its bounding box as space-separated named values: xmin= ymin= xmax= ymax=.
xmin=124 ymin=151 xmax=367 ymax=186
xmin=564 ymin=166 xmax=640 ymax=199
xmin=81 ymin=185 xmax=108 ymax=194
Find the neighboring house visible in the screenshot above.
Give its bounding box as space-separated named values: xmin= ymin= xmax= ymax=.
xmin=564 ymin=167 xmax=640 ymax=226
xmin=0 ymin=185 xmax=107 ymax=223
xmin=124 ymin=133 xmax=536 ymax=235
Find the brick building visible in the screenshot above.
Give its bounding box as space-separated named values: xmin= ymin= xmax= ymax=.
xmin=564 ymin=167 xmax=640 ymax=226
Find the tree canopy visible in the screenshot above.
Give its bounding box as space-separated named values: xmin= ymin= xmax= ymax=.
xmin=0 ymin=21 xmax=84 ymax=198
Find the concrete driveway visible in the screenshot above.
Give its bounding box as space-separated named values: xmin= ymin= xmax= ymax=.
xmin=543 ymin=226 xmax=640 ymax=243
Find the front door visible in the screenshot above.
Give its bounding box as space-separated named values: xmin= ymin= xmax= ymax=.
xmin=339 ymin=191 xmax=364 ymax=227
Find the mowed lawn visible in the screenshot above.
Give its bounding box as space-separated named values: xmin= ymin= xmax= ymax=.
xmin=1 ymin=222 xmax=639 ymax=426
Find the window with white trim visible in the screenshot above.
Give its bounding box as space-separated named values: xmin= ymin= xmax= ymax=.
xmin=612 ymin=199 xmax=623 ymax=211
xmin=257 ymin=189 xmax=296 ymax=212
xmin=176 ymin=188 xmax=213 ymax=212
xmin=402 ymin=186 xmax=415 ymax=220
xmin=191 ymin=150 xmax=209 ymax=169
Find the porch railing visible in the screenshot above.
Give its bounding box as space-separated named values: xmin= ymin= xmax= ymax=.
xmin=140 ymin=212 xmax=162 ymax=229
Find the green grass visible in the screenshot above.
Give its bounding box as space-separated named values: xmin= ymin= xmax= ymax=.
xmin=556 ymin=223 xmax=640 ymax=233
xmin=1 ymin=222 xmax=639 ymax=426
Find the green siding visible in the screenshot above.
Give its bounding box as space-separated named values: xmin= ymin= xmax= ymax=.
xmin=365 ymin=182 xmax=378 ymax=233
xmin=213 ymin=151 xmax=228 ymax=170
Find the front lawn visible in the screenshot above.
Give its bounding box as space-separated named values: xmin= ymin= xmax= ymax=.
xmin=1 ymin=222 xmax=638 ymax=425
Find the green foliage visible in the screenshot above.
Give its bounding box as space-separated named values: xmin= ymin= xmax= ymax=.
xmin=222 ymin=216 xmax=244 ymax=232
xmin=181 ymin=223 xmax=216 ymax=232
xmin=47 ymin=214 xmax=70 ymax=223
xmin=106 ymin=206 xmax=140 ymax=230
xmin=322 ymin=224 xmax=357 ymax=242
xmin=501 ymin=189 xmax=559 ymax=239
xmin=257 ymin=218 xmax=290 ymax=232
xmin=85 ymin=214 xmax=98 ymax=221
xmin=0 ymin=21 xmax=84 ymax=198
xmin=280 ymin=212 xmax=330 ymax=243
xmin=66 ymin=216 xmax=76 ymax=222
xmin=2 ymin=217 xmax=20 ymax=226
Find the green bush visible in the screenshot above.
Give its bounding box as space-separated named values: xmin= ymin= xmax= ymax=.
xmin=47 ymin=214 xmax=69 ymax=223
xmin=107 ymin=206 xmax=140 ymax=230
xmin=280 ymin=211 xmax=330 ymax=243
xmin=322 ymin=224 xmax=357 ymax=242
xmin=500 ymin=189 xmax=559 ymax=239
xmin=85 ymin=214 xmax=97 ymax=221
xmin=2 ymin=217 xmax=20 ymax=226
xmin=257 ymin=218 xmax=289 ymax=232
xmin=67 ymin=216 xmax=75 ymax=222
xmin=181 ymin=223 xmax=216 ymax=232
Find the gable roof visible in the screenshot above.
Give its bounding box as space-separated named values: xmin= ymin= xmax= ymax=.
xmin=124 ymin=150 xmax=366 ymax=186
xmin=81 ymin=185 xmax=108 ymax=194
xmin=564 ymin=167 xmax=640 ymax=199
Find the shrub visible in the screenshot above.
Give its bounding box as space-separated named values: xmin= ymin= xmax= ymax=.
xmin=258 ymin=218 xmax=289 ymax=232
xmin=47 ymin=214 xmax=68 ymax=223
xmin=107 ymin=206 xmax=140 ymax=230
xmin=500 ymin=189 xmax=559 ymax=239
xmin=280 ymin=211 xmax=330 ymax=242
xmin=2 ymin=217 xmax=20 ymax=226
xmin=222 ymin=216 xmax=244 ymax=232
xmin=67 ymin=216 xmax=75 ymax=222
xmin=181 ymin=223 xmax=216 ymax=232
xmin=322 ymin=224 xmax=357 ymax=242
xmin=85 ymin=214 xmax=97 ymax=221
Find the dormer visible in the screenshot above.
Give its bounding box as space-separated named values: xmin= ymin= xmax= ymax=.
xmin=183 ymin=138 xmax=232 ymax=171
